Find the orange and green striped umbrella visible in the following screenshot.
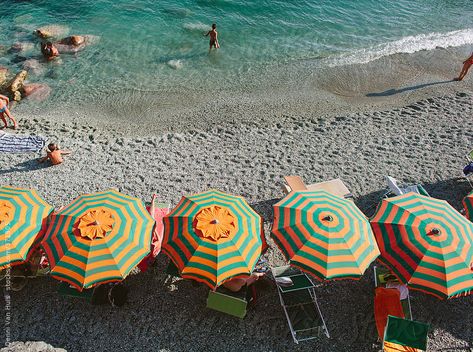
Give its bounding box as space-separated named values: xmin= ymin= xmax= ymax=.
xmin=162 ymin=189 xmax=265 ymax=289
xmin=272 ymin=190 xmax=379 ymax=280
xmin=41 ymin=189 xmax=154 ymax=290
xmin=463 ymin=191 xmax=473 ymax=222
xmin=0 ymin=186 xmax=52 ymax=268
xmin=371 ymin=192 xmax=473 ymax=299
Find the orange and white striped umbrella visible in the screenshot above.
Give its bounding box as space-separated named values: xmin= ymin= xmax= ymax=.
xmin=272 ymin=190 xmax=379 ymax=280
xmin=41 ymin=189 xmax=154 ymax=290
xmin=371 ymin=192 xmax=473 ymax=299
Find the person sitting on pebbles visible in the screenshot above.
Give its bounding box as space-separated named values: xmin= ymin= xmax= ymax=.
xmin=0 ymin=94 xmax=17 ymax=129
xmin=39 ymin=143 xmax=71 ymax=165
xmin=222 ymin=272 xmax=265 ymax=292
xmin=41 ymin=41 xmax=59 ymax=61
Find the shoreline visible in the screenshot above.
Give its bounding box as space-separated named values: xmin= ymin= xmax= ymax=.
xmin=9 ymin=45 xmax=473 ymax=136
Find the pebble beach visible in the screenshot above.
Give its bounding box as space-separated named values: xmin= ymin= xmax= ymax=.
xmin=1 ymin=0 xmax=473 ymax=350
xmin=1 ymin=50 xmax=473 ymax=350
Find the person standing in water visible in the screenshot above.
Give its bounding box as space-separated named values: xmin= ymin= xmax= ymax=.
xmin=455 ymin=52 xmax=473 ymax=81
xmin=204 ymin=23 xmax=219 ymax=53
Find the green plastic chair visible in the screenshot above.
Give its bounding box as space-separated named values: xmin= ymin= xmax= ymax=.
xmin=57 ymin=281 xmax=94 ymax=301
xmin=207 ymin=286 xmax=250 ymax=319
xmin=271 ymin=265 xmax=329 ymax=343
xmin=383 ymin=315 xmax=429 ymax=351
xmin=374 ymin=265 xmax=412 ymax=320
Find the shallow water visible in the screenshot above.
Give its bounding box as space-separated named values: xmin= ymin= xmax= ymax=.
xmin=2 ymin=0 xmax=473 ymax=107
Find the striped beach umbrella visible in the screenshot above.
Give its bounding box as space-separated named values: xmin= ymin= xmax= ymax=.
xmin=271 ymin=190 xmax=379 ymax=280
xmin=162 ymin=189 xmax=265 ymax=289
xmin=463 ymin=191 xmax=473 ymax=222
xmin=41 ymin=189 xmax=154 ymax=290
xmin=371 ymin=192 xmax=473 ymax=299
xmin=0 ymin=186 xmax=53 ymax=268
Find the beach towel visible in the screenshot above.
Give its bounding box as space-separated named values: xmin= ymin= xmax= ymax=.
xmin=0 ymin=130 xmax=46 ymax=153
xmin=137 ymin=205 xmax=171 ymax=272
xmin=374 ymin=287 xmax=405 ymax=339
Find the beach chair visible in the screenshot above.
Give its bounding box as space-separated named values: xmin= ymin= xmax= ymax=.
xmin=283 ymin=176 xmax=353 ymax=199
xmin=0 ymin=252 xmax=50 ymax=291
xmin=374 ymin=265 xmax=412 ymax=320
xmin=206 ymin=285 xmax=255 ymax=319
xmin=58 ymin=281 xmax=127 ymax=306
xmin=382 ymin=315 xmax=429 ymax=352
xmin=384 ymin=176 xmax=430 ymax=198
xmin=57 ymin=281 xmax=95 ymax=302
xmin=271 ymin=265 xmax=329 ymax=343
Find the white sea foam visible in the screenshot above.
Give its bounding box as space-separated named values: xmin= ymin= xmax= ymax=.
xmin=183 ymin=22 xmax=210 ymax=32
xmin=167 ymin=59 xmax=183 ymax=69
xmin=328 ymin=28 xmax=473 ymax=67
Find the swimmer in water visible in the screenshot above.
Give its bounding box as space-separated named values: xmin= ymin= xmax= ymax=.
xmin=204 ymin=23 xmax=219 ymax=53
xmin=41 ymin=42 xmax=59 ymax=61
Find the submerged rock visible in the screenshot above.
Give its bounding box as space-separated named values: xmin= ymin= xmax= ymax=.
xmin=22 ymin=59 xmax=45 ymax=75
xmin=9 ymin=42 xmax=34 ymax=53
xmin=22 ymin=83 xmax=51 ymax=102
xmin=34 ymin=24 xmax=70 ymax=39
xmin=55 ymin=35 xmax=100 ymax=53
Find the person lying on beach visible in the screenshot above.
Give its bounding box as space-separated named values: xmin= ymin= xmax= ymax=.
xmin=204 ymin=23 xmax=219 ymax=53
xmin=222 ymin=272 xmax=265 ymax=292
xmin=39 ymin=143 xmax=71 ymax=165
xmin=455 ymin=52 xmax=473 ymax=81
xmin=0 ymin=94 xmax=17 ymax=129
xmin=41 ymin=42 xmax=59 ymax=61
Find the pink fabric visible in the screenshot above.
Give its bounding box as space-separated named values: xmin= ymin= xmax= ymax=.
xmin=137 ymin=205 xmax=170 ymax=272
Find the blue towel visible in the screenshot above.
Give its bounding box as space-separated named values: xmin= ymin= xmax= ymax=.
xmin=0 ymin=131 xmax=46 ymax=153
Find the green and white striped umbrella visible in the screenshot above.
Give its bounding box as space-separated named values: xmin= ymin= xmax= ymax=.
xmin=0 ymin=186 xmax=53 ymax=268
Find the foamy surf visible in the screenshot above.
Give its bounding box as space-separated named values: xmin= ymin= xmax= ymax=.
xmin=183 ymin=22 xmax=210 ymax=32
xmin=328 ymin=28 xmax=473 ymax=67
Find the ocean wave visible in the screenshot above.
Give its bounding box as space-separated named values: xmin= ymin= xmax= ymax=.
xmin=183 ymin=22 xmax=210 ymax=32
xmin=328 ymin=28 xmax=473 ymax=67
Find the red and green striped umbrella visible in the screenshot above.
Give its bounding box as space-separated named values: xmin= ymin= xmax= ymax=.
xmin=0 ymin=186 xmax=53 ymax=268
xmin=371 ymin=192 xmax=473 ymax=299
xmin=162 ymin=189 xmax=265 ymax=289
xmin=463 ymin=191 xmax=473 ymax=222
xmin=272 ymin=190 xmax=379 ymax=280
xmin=41 ymin=189 xmax=154 ymax=290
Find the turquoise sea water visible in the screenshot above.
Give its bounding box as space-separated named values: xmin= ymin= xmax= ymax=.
xmin=1 ymin=0 xmax=473 ymax=105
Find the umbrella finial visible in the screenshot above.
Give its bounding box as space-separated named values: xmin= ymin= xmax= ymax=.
xmin=322 ymin=215 xmax=333 ymax=222
xmin=428 ymin=228 xmax=441 ymax=236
